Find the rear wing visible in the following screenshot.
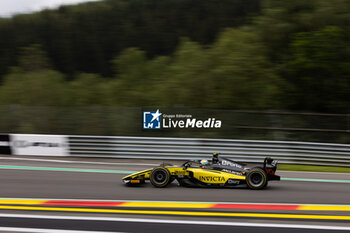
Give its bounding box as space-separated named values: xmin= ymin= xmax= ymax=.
xmin=263 ymin=157 xmax=280 ymax=180
xmin=263 ymin=157 xmax=277 ymax=169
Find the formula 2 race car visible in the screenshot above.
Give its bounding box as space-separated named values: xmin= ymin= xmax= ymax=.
xmin=122 ymin=154 xmax=280 ymax=190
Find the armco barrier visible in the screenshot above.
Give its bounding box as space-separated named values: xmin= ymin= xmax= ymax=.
xmin=68 ymin=135 xmax=350 ymax=167
xmin=2 ymin=133 xmax=350 ymax=166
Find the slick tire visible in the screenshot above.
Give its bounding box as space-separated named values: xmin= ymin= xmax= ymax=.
xmin=263 ymin=180 xmax=268 ymax=188
xmin=150 ymin=167 xmax=171 ymax=188
xmin=246 ymin=168 xmax=267 ymax=190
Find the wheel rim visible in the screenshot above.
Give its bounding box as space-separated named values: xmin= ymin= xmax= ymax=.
xmin=248 ymin=172 xmax=264 ymax=187
xmin=152 ymin=169 xmax=168 ymax=185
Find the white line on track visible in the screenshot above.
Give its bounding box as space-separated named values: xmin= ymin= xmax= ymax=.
xmin=0 ymin=157 xmax=158 ymax=166
xmin=0 ymin=214 xmax=349 ymax=231
xmin=0 ymin=227 xmax=122 ymax=233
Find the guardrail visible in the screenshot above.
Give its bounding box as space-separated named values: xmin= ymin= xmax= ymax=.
xmin=2 ymin=133 xmax=350 ymax=166
xmin=68 ymin=135 xmax=350 ymax=167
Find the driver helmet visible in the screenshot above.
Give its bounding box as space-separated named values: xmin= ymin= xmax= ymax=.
xmin=200 ymin=159 xmax=208 ymax=166
xmin=212 ymin=152 xmax=220 ymax=164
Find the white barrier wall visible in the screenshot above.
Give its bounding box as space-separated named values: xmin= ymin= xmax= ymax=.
xmin=10 ymin=134 xmax=69 ymax=156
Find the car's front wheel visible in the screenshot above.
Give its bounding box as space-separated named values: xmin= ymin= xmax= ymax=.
xmin=150 ymin=167 xmax=171 ymax=188
xmin=246 ymin=168 xmax=267 ymax=190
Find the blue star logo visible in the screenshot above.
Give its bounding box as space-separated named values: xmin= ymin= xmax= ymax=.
xmin=143 ymin=109 xmax=162 ymax=129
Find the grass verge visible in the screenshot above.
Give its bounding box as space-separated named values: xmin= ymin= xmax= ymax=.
xmin=279 ymin=164 xmax=350 ymax=173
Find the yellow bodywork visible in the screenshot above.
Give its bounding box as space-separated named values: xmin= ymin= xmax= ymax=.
xmin=186 ymin=168 xmax=245 ymax=183
xmin=122 ymin=168 xmax=152 ymax=180
xmin=122 ymin=166 xmax=246 ymax=184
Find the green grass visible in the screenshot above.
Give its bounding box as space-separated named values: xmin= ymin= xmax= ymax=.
xmin=279 ymin=164 xmax=350 ymax=173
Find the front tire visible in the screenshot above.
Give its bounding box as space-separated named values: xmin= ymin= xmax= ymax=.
xmin=150 ymin=167 xmax=171 ymax=188
xmin=246 ymin=168 xmax=267 ymax=190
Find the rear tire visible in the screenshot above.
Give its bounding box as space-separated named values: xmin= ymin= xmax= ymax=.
xmin=263 ymin=180 xmax=268 ymax=188
xmin=246 ymin=168 xmax=267 ymax=190
xmin=150 ymin=167 xmax=171 ymax=188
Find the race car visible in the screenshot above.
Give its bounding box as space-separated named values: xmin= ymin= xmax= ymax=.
xmin=122 ymin=154 xmax=280 ymax=190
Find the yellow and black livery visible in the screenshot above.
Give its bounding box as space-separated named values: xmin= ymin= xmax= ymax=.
xmin=122 ymin=156 xmax=280 ymax=190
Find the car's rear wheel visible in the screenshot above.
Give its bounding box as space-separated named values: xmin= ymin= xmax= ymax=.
xmin=246 ymin=168 xmax=267 ymax=190
xmin=150 ymin=167 xmax=171 ymax=188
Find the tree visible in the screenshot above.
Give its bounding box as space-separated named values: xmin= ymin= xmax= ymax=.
xmin=18 ymin=44 xmax=52 ymax=72
xmin=0 ymin=44 xmax=66 ymax=106
xmin=286 ymin=26 xmax=350 ymax=112
xmin=67 ymin=73 xmax=110 ymax=106
xmin=0 ymin=69 xmax=66 ymax=106
xmin=159 ymin=29 xmax=280 ymax=109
